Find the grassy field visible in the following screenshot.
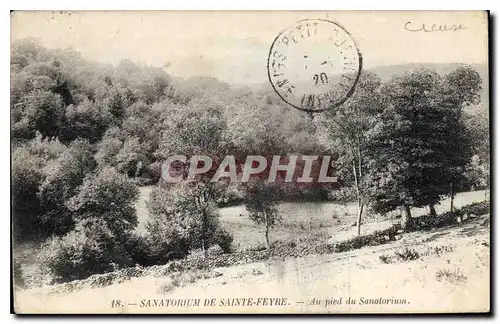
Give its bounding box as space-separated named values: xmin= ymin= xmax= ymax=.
xmin=15 ymin=191 xmax=490 ymax=314
xmin=136 ymin=187 xmax=489 ymax=251
xmin=14 ymin=188 xmax=488 ymax=292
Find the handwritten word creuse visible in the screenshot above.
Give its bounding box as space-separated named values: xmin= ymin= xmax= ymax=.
xmin=404 ymin=21 xmax=466 ymax=32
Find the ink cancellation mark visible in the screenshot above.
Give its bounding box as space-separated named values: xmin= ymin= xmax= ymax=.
xmin=267 ymin=19 xmax=363 ymax=113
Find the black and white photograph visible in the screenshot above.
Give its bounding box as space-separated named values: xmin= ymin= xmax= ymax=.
xmin=10 ymin=10 xmax=490 ymax=314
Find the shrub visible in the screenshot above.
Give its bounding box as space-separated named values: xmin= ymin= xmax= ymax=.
xmin=12 ymin=90 xmax=65 ymax=140
xmin=430 ymin=245 xmax=454 ymax=256
xmin=249 ymin=244 xmax=268 ymax=252
xmin=413 ymin=201 xmax=490 ymax=231
xmin=28 ymin=132 xmax=67 ymax=161
xmin=66 ymin=167 xmax=139 ymax=236
xmin=147 ymin=162 xmax=162 ymax=183
xmin=458 ymin=201 xmax=489 ymax=218
xmin=94 ymin=136 xmax=122 ymax=168
xmin=121 ymin=232 xmax=155 ymax=266
xmin=38 ymin=218 xmax=133 ymax=283
xmin=13 ymin=260 xmax=25 ymax=288
xmin=435 ymin=268 xmax=467 ymax=283
xmin=379 ymin=254 xmax=391 ymax=264
xmin=38 ymin=139 xmax=97 ymax=236
xmin=146 ymin=186 xmax=196 ymax=263
xmin=146 ymin=183 xmax=233 ymax=264
xmin=12 ymin=147 xmax=45 ymax=241
xmin=211 ymin=226 xmax=233 ymax=253
xmin=333 ymin=225 xmax=400 ymax=252
xmin=378 ymin=248 xmax=421 ymax=264
xmin=328 ymin=187 xmax=357 ymax=203
xmin=115 ymin=137 xmax=148 ymax=177
xmin=394 ymin=248 xmax=420 ymax=261
xmin=242 ymin=179 xmax=282 ymax=249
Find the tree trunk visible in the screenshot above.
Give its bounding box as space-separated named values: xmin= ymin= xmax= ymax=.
xmin=265 ymin=224 xmax=270 ymax=249
xmin=264 ymin=212 xmax=270 ymax=249
xmin=486 ymin=175 xmax=490 ymax=201
xmin=352 ymin=160 xmax=363 ymax=236
xmin=356 ymin=138 xmax=363 ymax=236
xmin=429 ymin=204 xmax=437 ymax=217
xmin=201 ymin=208 xmax=208 ymax=260
xmin=450 ymin=182 xmax=454 ymax=213
xmin=202 ymin=238 xmax=207 ymax=260
xmin=400 ymin=204 xmax=413 ymax=232
xmin=356 ymin=203 xmax=364 ymax=236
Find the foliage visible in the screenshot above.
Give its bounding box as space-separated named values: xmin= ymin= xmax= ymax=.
xmin=11 ymin=40 xmax=489 ymax=283
xmin=459 ymin=201 xmax=490 ymax=217
xmin=317 ymin=71 xmax=383 ymax=188
xmin=212 ymin=226 xmax=234 ymax=253
xmin=224 ymin=96 xmax=291 ymax=155
xmin=328 ymin=187 xmax=357 ymax=204
xmin=152 ymin=97 xmax=232 ymax=258
xmin=332 ymin=225 xmax=401 ymax=253
xmin=11 ymin=38 xmax=172 ymax=144
xmin=28 ymin=132 xmax=67 ymax=161
xmin=464 ymin=110 xmax=490 ymax=190
xmin=435 ymin=268 xmax=467 ymax=283
xmin=393 ymin=248 xmax=421 ymax=261
xmin=241 ymin=179 xmax=283 ymax=248
xmin=66 ymin=167 xmax=139 ymax=236
xmin=12 ymin=90 xmax=66 ymax=140
xmin=146 ymin=183 xmax=231 ymax=263
xmin=12 ymin=148 xmax=45 ymax=241
xmin=120 ymin=232 xmax=154 ymax=266
xmin=62 ymin=99 xmax=113 ymax=143
xmin=316 ymin=71 xmax=384 ymax=235
xmin=363 ymin=67 xmax=481 ymax=230
xmin=379 ymin=248 xmax=422 ymax=264
xmin=94 ymin=134 xmax=123 ymax=168
xmin=38 ymin=139 xmax=97 ymax=236
xmin=155 ymin=98 xmax=229 ymax=159
xmin=121 ymin=101 xmax=161 ymax=162
xmin=38 ymin=218 xmax=133 ymax=283
xmin=13 ymin=259 xmax=25 ymax=288
xmin=115 ymin=137 xmax=148 ymax=177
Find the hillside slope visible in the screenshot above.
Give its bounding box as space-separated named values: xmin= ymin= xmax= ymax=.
xmin=15 ymin=193 xmax=490 ymax=314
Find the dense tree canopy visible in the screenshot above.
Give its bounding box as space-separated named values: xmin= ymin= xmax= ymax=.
xmin=363 ymin=67 xmax=482 ymax=230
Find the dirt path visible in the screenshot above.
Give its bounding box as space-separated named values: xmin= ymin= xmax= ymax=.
xmin=14 ymin=212 xmax=490 ymax=314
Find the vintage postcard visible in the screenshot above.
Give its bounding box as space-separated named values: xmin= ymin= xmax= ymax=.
xmin=11 ymin=10 xmax=490 ymax=314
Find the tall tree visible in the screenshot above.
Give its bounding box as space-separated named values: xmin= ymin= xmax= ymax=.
xmin=146 ymin=183 xmax=226 ymax=262
xmin=439 ymin=65 xmax=483 ymax=211
xmin=364 ymin=67 xmax=479 ymax=231
xmin=241 ymin=179 xmax=282 ymax=248
xmin=464 ymin=109 xmax=489 ymax=198
xmin=154 ymin=98 xmax=229 ymax=259
xmin=317 ymin=71 xmax=383 ymax=235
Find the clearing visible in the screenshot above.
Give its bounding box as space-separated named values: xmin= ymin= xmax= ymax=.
xmin=14 ymin=190 xmax=490 ymax=314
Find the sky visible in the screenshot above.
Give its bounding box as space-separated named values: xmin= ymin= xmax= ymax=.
xmin=11 ymin=10 xmax=488 ymax=85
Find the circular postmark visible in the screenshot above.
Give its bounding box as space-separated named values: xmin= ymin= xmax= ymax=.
xmin=267 ymin=19 xmax=363 ymax=113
